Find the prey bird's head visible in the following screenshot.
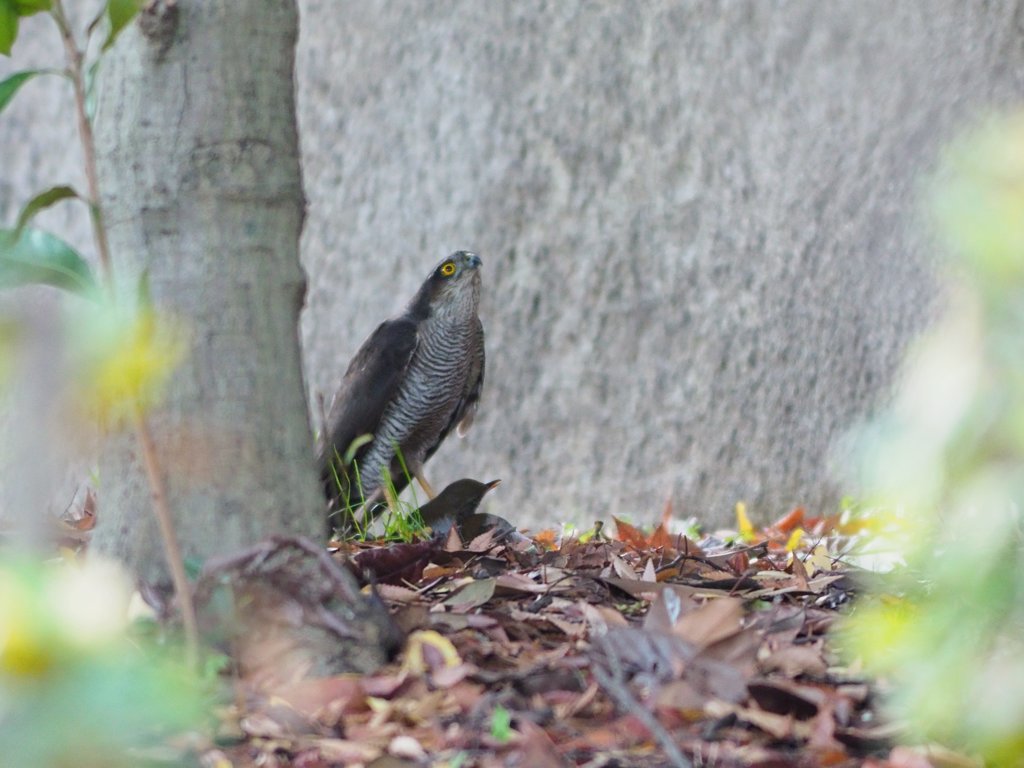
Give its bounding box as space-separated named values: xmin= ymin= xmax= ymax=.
xmin=409 ymin=250 xmax=482 ymax=320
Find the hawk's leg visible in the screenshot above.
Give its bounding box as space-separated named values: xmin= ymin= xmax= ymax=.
xmin=415 ymin=471 xmax=437 ymax=500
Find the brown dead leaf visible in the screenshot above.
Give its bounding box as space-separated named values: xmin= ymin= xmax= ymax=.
xmin=648 ymin=523 xmax=675 ymax=552
xmin=273 ymin=675 xmax=365 ymax=718
xmin=442 ymin=525 xmax=463 ymax=552
xmin=610 ymin=552 xmax=637 ymax=580
xmin=551 ymin=680 xmax=601 ymax=720
xmin=771 ymin=507 xmax=805 ymax=534
xmin=672 ymin=597 xmax=744 ymax=649
xmin=726 ymin=549 xmax=750 ymax=575
xmin=705 ymin=700 xmax=795 ymax=740
xmin=194 ymin=514 xmax=885 ymax=768
xmin=561 ymin=714 xmax=654 ymax=751
xmin=602 ymin=575 xmax=724 ymax=600
xmin=494 ymin=572 xmax=551 ymax=595
xmin=350 ymin=540 xmax=438 ymax=586
xmin=644 ymin=586 xmax=698 ymax=632
xmin=360 ymin=674 xmax=408 ymax=698
xmin=806 ymin=704 xmax=845 ymax=754
xmin=421 ymin=562 xmax=460 ymax=581
xmin=429 ymin=663 xmax=475 ymax=689
xmin=517 ymin=720 xmax=566 ymax=768
xmin=790 ymin=553 xmax=810 ymax=591
xmin=540 ymin=613 xmax=587 ymax=638
xmin=375 ymin=583 xmax=422 ymax=604
xmin=315 ymin=738 xmax=382 ymax=764
xmin=676 ymin=534 xmax=707 ymax=559
xmin=579 ymin=601 xmax=630 ymax=633
xmin=465 ymin=526 xmax=501 ymax=552
xmin=442 ymin=577 xmax=496 ymax=610
xmin=612 ymin=516 xmax=649 ymax=549
xmin=445 ymin=680 xmax=486 ymax=711
xmin=654 ymin=678 xmax=707 ymax=712
xmin=759 ymin=643 xmax=829 ymax=678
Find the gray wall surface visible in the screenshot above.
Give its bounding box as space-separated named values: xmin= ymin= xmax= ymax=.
xmin=2 ymin=3 xmax=1022 ymax=528
xmin=298 ymin=1 xmax=1024 ymax=527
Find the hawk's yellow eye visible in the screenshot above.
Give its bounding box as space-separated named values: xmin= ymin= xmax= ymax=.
xmin=439 ymin=261 xmax=456 ymax=277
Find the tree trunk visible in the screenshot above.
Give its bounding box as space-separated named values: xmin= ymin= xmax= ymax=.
xmin=91 ymin=1 xmax=321 ymax=585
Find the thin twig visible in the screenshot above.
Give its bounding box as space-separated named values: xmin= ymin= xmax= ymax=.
xmin=50 ymin=0 xmax=114 ymax=296
xmin=50 ymin=1 xmax=198 ymax=668
xmin=590 ymin=662 xmax=693 ymax=768
xmin=133 ymin=405 xmax=200 ymax=670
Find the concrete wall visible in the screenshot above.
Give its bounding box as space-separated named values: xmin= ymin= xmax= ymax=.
xmin=3 ymin=2 xmax=1023 ymax=528
xmin=297 ymin=1 xmax=1024 ymax=527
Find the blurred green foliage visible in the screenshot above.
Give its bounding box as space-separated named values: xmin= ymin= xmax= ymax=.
xmin=67 ymin=286 xmax=187 ymax=430
xmin=0 ymin=0 xmax=51 ymax=56
xmin=0 ymin=557 xmax=209 ymax=766
xmin=0 ymin=4 xmax=200 ymax=764
xmin=842 ymin=113 xmax=1024 ymax=765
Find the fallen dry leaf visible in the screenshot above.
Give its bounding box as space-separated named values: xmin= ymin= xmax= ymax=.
xmin=175 ymin=505 xmax=896 ymax=767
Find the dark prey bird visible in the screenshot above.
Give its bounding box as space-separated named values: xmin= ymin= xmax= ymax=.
xmin=417 ymin=478 xmax=502 ymax=540
xmin=416 ymin=478 xmax=528 ymax=545
xmin=319 ymin=251 xmax=485 ymax=521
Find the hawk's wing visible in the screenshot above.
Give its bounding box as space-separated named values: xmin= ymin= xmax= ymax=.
xmin=318 ymin=318 xmax=418 ymax=473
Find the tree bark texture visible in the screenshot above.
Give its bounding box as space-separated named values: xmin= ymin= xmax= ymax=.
xmin=91 ymin=0 xmax=322 ymax=584
xmin=297 ymin=0 xmax=1024 ymax=526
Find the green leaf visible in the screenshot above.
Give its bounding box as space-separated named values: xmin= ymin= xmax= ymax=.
xmin=13 ymin=185 xmax=80 ymax=239
xmin=490 ymin=704 xmax=512 ymax=743
xmin=0 ymin=228 xmax=98 ymax=297
xmin=0 ymin=3 xmax=18 ymax=56
xmin=102 ymin=0 xmax=142 ymax=51
xmin=0 ymin=69 xmax=40 ymax=111
xmin=13 ymin=0 xmax=51 ymax=14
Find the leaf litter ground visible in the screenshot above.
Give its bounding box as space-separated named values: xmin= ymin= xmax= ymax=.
xmin=186 ymin=504 xmax=961 ymax=768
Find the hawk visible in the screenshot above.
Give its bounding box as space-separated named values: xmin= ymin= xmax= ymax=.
xmin=319 ymin=251 xmax=485 ymax=524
